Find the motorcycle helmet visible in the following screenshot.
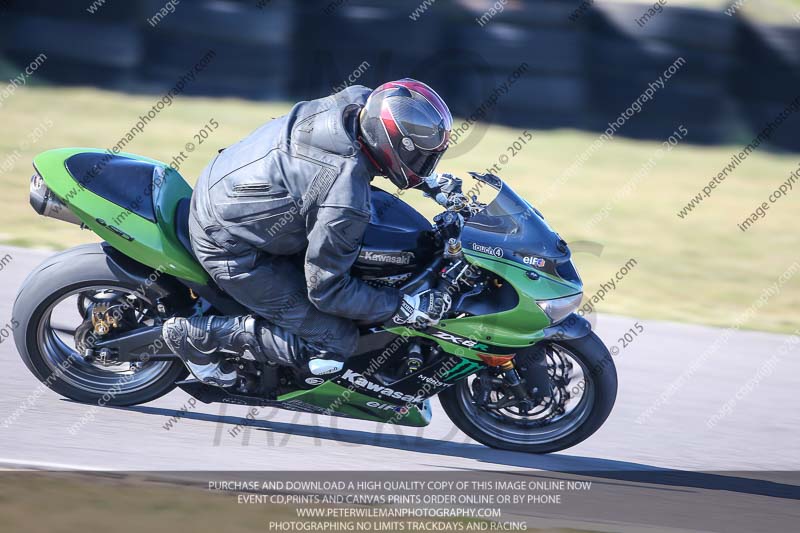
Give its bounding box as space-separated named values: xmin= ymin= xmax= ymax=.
xmin=359 ymin=79 xmax=452 ymax=189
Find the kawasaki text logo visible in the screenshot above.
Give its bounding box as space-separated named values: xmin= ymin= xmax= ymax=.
xmin=341 ymin=370 xmax=424 ymax=403
xmin=360 ymin=250 xmax=414 ymax=265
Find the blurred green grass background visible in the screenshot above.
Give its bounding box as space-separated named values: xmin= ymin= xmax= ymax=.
xmin=0 ymin=86 xmax=797 ymax=333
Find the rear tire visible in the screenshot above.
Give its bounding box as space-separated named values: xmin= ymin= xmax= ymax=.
xmin=12 ymin=244 xmax=187 ymax=406
xmin=439 ymin=332 xmax=617 ymax=454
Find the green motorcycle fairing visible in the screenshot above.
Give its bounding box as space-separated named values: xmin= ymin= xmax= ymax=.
xmin=32 ymin=149 xmax=581 ymax=427
xmin=387 ymin=176 xmax=583 ymax=362
xmin=279 ymin=178 xmax=584 ymax=426
xmin=278 ymin=381 xmax=433 ymax=427
xmin=33 ymin=148 xmax=208 ymax=283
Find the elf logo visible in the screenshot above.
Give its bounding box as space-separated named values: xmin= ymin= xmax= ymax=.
xmin=523 ymin=256 xmax=546 ymax=267
xmin=431 ymin=331 xmax=489 ymax=351
xmin=340 ymin=370 xmax=424 ymax=403
xmin=366 ymin=401 xmax=409 ymax=414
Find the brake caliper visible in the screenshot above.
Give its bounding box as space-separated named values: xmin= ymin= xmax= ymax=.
xmin=91 ymin=303 xmax=120 ymax=336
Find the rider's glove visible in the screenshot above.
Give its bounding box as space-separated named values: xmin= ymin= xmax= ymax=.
xmin=423 ymin=173 xmax=463 ymax=206
xmin=391 ymin=289 xmax=452 ymax=328
xmin=425 ymin=173 xmax=462 ymax=193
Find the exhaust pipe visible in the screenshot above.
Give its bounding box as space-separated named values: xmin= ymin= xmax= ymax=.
xmin=29 ymin=173 xmax=84 ymax=226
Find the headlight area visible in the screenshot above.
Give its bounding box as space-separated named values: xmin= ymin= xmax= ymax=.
xmin=536 ymin=293 xmax=583 ymax=324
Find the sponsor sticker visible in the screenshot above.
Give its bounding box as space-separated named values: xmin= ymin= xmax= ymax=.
xmin=359 ymin=250 xmax=414 ymax=265
xmin=523 ymin=256 xmax=546 ymax=267
xmin=340 ymin=370 xmax=424 ymax=403
xmin=418 ymin=375 xmax=446 ymax=388
xmin=471 ymin=243 xmax=503 ymax=258
xmin=366 ymin=401 xmax=410 ymax=415
xmin=431 ymin=330 xmax=490 ymax=351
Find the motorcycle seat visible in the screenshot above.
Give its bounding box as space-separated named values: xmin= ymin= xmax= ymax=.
xmin=173 ymin=197 xmax=195 ymax=258
xmin=65 ymin=153 xmax=158 ymax=223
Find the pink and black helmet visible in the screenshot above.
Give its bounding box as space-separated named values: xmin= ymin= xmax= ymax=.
xmin=359 ymin=79 xmax=453 ymax=190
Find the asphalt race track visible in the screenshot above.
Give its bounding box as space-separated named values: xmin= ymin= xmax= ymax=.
xmin=1 ymin=245 xmax=798 ymax=532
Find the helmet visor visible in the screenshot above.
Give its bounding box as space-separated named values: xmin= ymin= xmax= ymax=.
xmin=399 ymin=149 xmax=444 ymax=179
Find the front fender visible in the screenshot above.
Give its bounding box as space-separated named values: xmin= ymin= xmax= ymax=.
xmin=541 ymin=313 xmax=592 ymax=341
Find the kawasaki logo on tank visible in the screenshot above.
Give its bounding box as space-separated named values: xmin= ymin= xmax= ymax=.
xmin=359 ymin=250 xmax=414 ymax=265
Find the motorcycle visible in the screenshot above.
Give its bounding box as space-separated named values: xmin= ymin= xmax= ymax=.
xmin=14 ymin=147 xmax=617 ymax=453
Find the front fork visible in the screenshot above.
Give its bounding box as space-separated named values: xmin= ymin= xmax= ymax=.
xmin=500 ymin=313 xmax=592 ymax=404
xmin=490 ymin=360 xmax=521 ymax=394
xmin=476 ymin=359 xmax=549 ymax=411
xmin=474 ymin=313 xmax=592 ymax=409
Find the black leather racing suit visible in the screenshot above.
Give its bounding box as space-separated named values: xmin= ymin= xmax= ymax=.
xmin=189 ymin=86 xmax=402 ymax=367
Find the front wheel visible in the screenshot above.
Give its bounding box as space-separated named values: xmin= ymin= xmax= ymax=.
xmin=439 ymin=332 xmax=617 ymax=454
xmin=12 ymin=244 xmax=187 ymax=406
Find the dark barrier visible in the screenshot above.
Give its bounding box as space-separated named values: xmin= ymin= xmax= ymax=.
xmin=584 ymin=2 xmax=738 ymax=143
xmin=449 ymin=1 xmax=586 ymax=130
xmin=1 ymin=9 xmax=143 ymax=89
xmin=733 ymin=21 xmax=800 ymax=151
xmin=140 ymin=0 xmax=293 ymax=99
xmin=1 ymin=0 xmax=799 ymax=150
xmin=292 ymin=0 xmax=446 ymax=98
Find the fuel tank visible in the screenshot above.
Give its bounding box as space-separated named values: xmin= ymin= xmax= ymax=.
xmin=353 ymin=187 xmax=436 ymax=285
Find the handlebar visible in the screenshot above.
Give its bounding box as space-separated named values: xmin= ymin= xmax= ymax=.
xmin=424 ymin=172 xmax=486 ymax=219
xmin=424 ymin=172 xmax=487 ymax=266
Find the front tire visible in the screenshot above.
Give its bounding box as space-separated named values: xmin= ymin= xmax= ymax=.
xmin=12 ymin=244 xmax=187 ymax=406
xmin=439 ymin=332 xmax=617 ymax=454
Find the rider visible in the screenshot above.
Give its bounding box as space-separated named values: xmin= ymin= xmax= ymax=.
xmin=162 ymin=79 xmax=455 ymax=387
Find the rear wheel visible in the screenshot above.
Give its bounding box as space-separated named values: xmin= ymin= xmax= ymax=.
xmin=13 ymin=245 xmax=187 ymax=406
xmin=439 ymin=332 xmax=617 ymax=453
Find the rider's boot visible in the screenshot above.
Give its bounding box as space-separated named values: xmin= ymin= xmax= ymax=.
xmin=162 ymin=315 xmax=346 ymax=387
xmin=307 ymin=354 xmax=345 ymax=377
xmin=162 ymin=315 xmax=262 ymax=387
xmin=255 ymin=321 xmax=346 ymax=385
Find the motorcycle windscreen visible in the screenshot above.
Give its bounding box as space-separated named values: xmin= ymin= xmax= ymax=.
xmin=462 ymin=180 xmax=568 ymax=261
